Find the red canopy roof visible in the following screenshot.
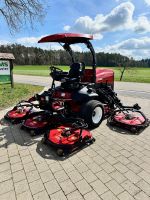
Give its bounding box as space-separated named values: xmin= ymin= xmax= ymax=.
xmin=38 ymin=33 xmax=93 ymax=44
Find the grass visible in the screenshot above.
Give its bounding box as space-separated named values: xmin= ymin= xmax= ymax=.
xmin=0 ymin=83 xmax=43 ymax=110
xmin=13 ymin=65 xmax=150 ymax=83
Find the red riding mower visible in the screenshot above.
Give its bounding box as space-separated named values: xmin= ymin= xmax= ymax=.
xmin=37 ymin=33 xmax=149 ymax=133
xmin=5 ymin=33 xmax=149 ymax=138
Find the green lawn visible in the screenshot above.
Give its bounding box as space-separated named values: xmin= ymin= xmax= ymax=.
xmin=0 ymin=83 xmax=43 ymax=110
xmin=14 ymin=65 xmax=150 ymax=83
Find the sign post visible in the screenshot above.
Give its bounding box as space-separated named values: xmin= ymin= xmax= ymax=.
xmin=0 ymin=53 xmax=15 ymax=88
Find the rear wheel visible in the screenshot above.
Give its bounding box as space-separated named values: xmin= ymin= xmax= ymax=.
xmin=81 ymin=100 xmax=104 ymax=128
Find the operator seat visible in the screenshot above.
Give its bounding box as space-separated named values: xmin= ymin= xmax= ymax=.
xmin=68 ymin=62 xmax=83 ymax=79
xmin=61 ymin=63 xmax=84 ymax=90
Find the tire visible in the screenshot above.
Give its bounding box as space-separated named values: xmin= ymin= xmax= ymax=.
xmin=81 ymin=100 xmax=104 ymax=128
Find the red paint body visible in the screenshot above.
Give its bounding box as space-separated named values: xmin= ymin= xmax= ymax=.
xmin=49 ymin=124 xmax=92 ymax=145
xmin=114 ymin=113 xmax=145 ymax=125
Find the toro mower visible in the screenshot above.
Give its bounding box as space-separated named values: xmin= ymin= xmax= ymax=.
xmin=38 ymin=33 xmax=149 ymax=133
xmin=5 ymin=33 xmax=149 ymax=137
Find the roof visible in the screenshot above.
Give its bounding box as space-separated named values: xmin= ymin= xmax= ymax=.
xmin=38 ymin=33 xmax=93 ymax=44
xmin=0 ymin=53 xmax=15 ymax=60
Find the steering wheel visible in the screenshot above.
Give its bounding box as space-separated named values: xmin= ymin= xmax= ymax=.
xmin=50 ymin=66 xmax=63 ymax=73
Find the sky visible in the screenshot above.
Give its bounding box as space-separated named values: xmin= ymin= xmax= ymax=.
xmin=0 ymin=0 xmax=150 ymax=60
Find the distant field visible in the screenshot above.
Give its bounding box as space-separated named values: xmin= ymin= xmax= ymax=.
xmin=14 ymin=65 xmax=150 ymax=83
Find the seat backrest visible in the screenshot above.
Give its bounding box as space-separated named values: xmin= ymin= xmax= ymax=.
xmin=68 ymin=63 xmax=82 ymax=78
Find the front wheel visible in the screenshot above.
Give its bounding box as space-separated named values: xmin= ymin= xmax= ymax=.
xmin=81 ymin=100 xmax=104 ymax=128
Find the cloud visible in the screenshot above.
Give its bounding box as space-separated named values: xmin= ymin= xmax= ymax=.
xmin=64 ymin=25 xmax=71 ymax=31
xmin=16 ymin=37 xmax=41 ymax=44
xmin=0 ymin=40 xmax=11 ymax=45
xmin=65 ymin=2 xmax=134 ymax=34
xmin=64 ymin=2 xmax=150 ymax=37
xmin=134 ymin=16 xmax=150 ymax=33
xmin=145 ymin=0 xmax=150 ymax=6
xmin=95 ymin=37 xmax=150 ymax=59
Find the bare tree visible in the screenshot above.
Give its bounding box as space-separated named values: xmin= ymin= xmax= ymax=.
xmin=0 ymin=0 xmax=47 ymax=32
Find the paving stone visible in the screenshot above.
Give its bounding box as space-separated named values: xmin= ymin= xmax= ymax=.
xmin=118 ymin=191 xmax=135 ymax=200
xmin=101 ymin=191 xmax=118 ymax=200
xmin=88 ymin=162 xmax=102 ymax=174
xmin=0 ymin=162 xmax=10 ymax=172
xmin=10 ymin=155 xmax=21 ymax=164
xmin=0 ymin=155 xmax=9 ymax=164
xmin=45 ymin=179 xmax=61 ymax=195
xmin=75 ymin=179 xmax=92 ymax=195
xmin=21 ymin=155 xmax=33 ymax=164
xmin=96 ymin=170 xmax=111 ymax=184
xmin=131 ymin=149 xmax=144 ymax=158
xmin=127 ymin=162 xmax=142 ymax=174
xmin=0 ymin=179 xmax=14 ymax=195
xmin=17 ymin=190 xmax=33 ymax=200
xmin=110 ymin=170 xmax=126 ymax=184
xmin=54 ymin=170 xmax=69 ymax=183
xmin=90 ymin=180 xmax=108 ymax=195
xmin=26 ymin=170 xmax=40 ymax=183
xmin=92 ymin=155 xmax=105 ymax=165
xmin=49 ymin=162 xmax=62 ymax=173
xmin=80 ymin=155 xmax=93 ymax=165
xmin=136 ymin=179 xmax=150 ymax=196
xmin=13 ymin=170 xmax=26 ymax=183
xmin=11 ymin=162 xmax=23 ymax=173
xmin=105 ymin=155 xmax=118 ymax=165
xmin=0 ymin=148 xmax=7 ymax=157
xmin=15 ymin=179 xmax=29 ymax=194
xmin=8 ymin=149 xmax=19 ymax=157
xmin=124 ymin=170 xmax=141 ymax=184
xmin=40 ymin=170 xmax=54 ymax=183
xmin=68 ymin=170 xmax=83 ymax=183
xmin=67 ymin=190 xmax=84 ymax=200
xmin=76 ymin=150 xmax=87 ymax=157
xmin=138 ymin=170 xmax=150 ymax=184
xmin=106 ymin=180 xmax=124 ymax=196
xmin=74 ymin=162 xmax=88 ymax=173
xmin=60 ymin=179 xmax=76 ymax=195
xmin=23 ymin=162 xmax=36 ymax=173
xmin=0 ymin=190 xmax=16 ymax=200
xmin=82 ymin=170 xmax=97 ymax=183
xmin=120 ymin=149 xmax=132 ymax=158
xmin=140 ymin=162 xmax=150 ymax=173
xmin=32 ymin=156 xmax=44 ymax=165
xmin=69 ymin=155 xmax=81 ymax=165
xmin=129 ymin=156 xmax=143 ymax=165
xmin=114 ymin=162 xmax=128 ymax=174
xmin=109 ymin=149 xmax=120 ymax=158
xmin=97 ymin=149 xmax=109 ymax=158
xmin=29 ymin=179 xmax=45 ymax=195
xmin=134 ymin=191 xmax=150 ymax=200
xmin=101 ymin=162 xmax=115 ymax=174
xmin=36 ymin=162 xmax=49 ymax=173
xmin=121 ymin=180 xmax=140 ymax=196
xmin=85 ymin=148 xmax=98 ymax=157
xmin=84 ymin=190 xmax=101 ymax=200
xmin=19 ymin=149 xmax=30 ymax=157
xmin=33 ymin=190 xmax=50 ymax=200
xmin=0 ymin=169 xmax=12 ymax=183
xmin=50 ymin=190 xmax=67 ymax=200
xmin=116 ymin=156 xmax=130 ymax=165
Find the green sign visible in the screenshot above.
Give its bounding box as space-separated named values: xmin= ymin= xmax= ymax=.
xmin=0 ymin=60 xmax=11 ymax=83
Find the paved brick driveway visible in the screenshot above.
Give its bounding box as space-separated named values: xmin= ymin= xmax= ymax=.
xmin=0 ymin=95 xmax=150 ymax=200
